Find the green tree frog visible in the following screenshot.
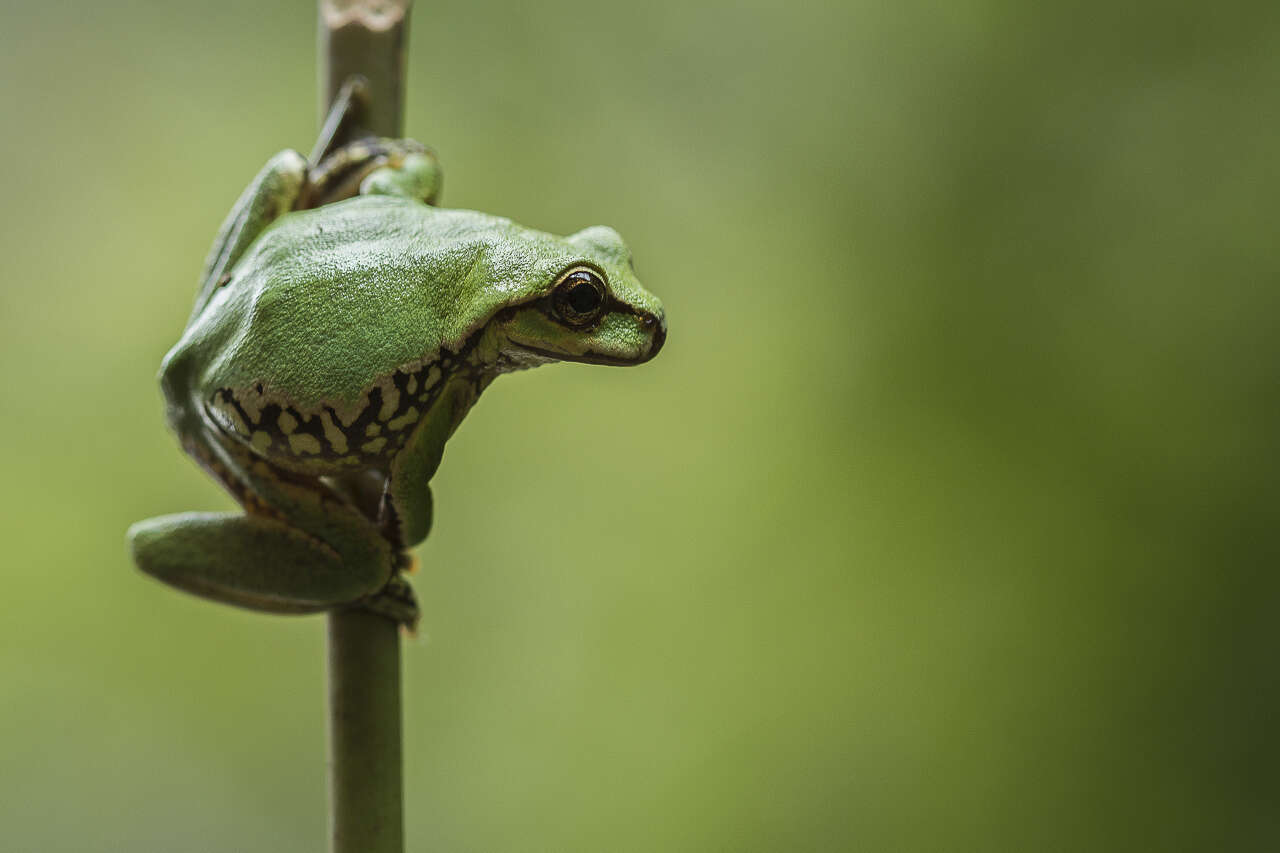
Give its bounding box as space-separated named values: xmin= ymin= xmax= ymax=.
xmin=128 ymin=115 xmax=665 ymax=627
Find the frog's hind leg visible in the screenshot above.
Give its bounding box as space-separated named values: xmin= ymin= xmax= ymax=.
xmin=129 ymin=511 xmax=420 ymax=624
xmin=216 ymin=424 xmax=420 ymax=621
xmin=129 ymin=511 xmax=372 ymax=615
xmin=189 ymin=149 xmax=308 ymax=324
xmin=134 ymin=425 xmax=418 ymax=626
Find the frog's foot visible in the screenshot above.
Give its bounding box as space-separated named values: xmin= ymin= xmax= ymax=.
xmin=359 ymin=153 xmax=441 ymax=204
xmin=310 ymin=76 xmax=370 ymax=164
xmin=304 ymin=139 xmax=441 ymax=208
xmin=306 ymin=77 xmax=442 ymax=207
xmin=128 ymin=511 xmax=396 ymax=617
xmin=355 ymin=573 xmax=420 ymax=633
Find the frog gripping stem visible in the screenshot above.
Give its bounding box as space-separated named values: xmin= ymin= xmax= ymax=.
xmin=319 ymin=3 xmax=413 ymax=853
xmin=131 ymin=3 xmax=665 ymax=849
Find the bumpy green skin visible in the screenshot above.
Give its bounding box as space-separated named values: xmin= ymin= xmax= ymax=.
xmin=129 ymin=139 xmax=665 ymax=626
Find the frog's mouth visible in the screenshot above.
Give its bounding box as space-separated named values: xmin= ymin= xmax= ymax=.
xmin=520 ymin=313 xmax=666 ymax=366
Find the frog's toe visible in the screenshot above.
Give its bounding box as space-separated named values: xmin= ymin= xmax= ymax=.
xmin=355 ymin=573 xmax=420 ymax=632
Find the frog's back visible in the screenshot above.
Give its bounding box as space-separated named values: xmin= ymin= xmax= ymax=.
xmin=185 ymin=196 xmax=582 ymax=403
xmin=167 ymin=195 xmax=583 ymax=470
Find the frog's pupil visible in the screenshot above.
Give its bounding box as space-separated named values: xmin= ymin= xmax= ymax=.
xmin=568 ymin=280 xmax=601 ymax=314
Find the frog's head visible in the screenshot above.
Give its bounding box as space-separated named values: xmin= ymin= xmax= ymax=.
xmin=494 ymin=225 xmax=666 ymax=367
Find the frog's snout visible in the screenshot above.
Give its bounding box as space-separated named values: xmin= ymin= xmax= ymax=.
xmin=640 ymin=313 xmax=666 ymax=362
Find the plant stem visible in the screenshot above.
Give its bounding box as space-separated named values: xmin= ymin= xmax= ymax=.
xmin=319 ymin=3 xmax=413 ymax=852
xmin=327 ymin=608 xmax=404 ymax=853
xmin=319 ymin=0 xmax=411 ymax=140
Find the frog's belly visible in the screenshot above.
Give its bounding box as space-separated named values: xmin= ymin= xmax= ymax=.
xmin=203 ymin=359 xmax=451 ymax=474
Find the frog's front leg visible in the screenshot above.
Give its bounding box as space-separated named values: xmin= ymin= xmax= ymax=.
xmin=380 ymin=377 xmax=483 ymax=549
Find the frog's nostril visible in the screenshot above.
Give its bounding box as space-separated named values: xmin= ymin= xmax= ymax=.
xmin=648 ymin=322 xmax=666 ymax=359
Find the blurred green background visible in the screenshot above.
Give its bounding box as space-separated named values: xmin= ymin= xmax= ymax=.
xmin=2 ymin=1 xmax=1278 ymax=850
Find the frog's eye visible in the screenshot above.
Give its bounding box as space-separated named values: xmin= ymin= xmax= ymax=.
xmin=551 ymin=267 xmax=607 ymax=326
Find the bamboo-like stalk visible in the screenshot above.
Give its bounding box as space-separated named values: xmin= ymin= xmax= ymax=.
xmin=319 ymin=0 xmax=410 ymax=139
xmin=327 ymin=608 xmax=404 ymax=853
xmin=319 ymin=3 xmax=413 ymax=852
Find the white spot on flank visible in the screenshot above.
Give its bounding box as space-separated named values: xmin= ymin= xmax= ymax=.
xmin=378 ymin=378 xmax=400 ymax=421
xmin=319 ymin=410 xmax=349 ymax=454
xmin=289 ymin=433 xmax=322 ymax=455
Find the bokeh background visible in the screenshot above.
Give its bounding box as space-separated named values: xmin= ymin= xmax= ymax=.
xmin=2 ymin=1 xmax=1278 ymax=850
